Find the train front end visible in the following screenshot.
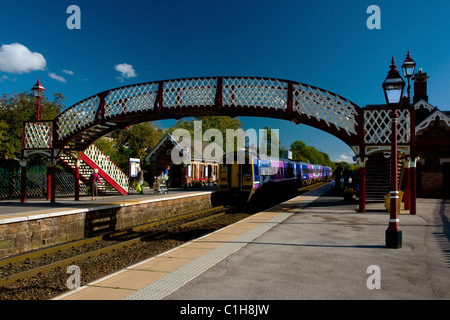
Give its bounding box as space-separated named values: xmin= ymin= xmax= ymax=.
xmin=218 ymin=152 xmax=259 ymax=202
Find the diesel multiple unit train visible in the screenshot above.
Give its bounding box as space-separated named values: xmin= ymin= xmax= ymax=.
xmin=218 ymin=151 xmax=332 ymax=201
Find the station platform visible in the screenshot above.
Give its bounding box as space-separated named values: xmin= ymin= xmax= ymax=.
xmin=55 ymin=183 xmax=450 ymax=301
xmin=0 ymin=187 xmax=217 ymax=258
xmin=0 ymin=187 xmax=216 ymax=224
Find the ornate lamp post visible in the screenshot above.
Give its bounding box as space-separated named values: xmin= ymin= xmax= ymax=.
xmin=401 ymin=51 xmax=416 ymax=101
xmin=382 ymin=57 xmax=405 ymax=249
xmin=31 ymin=78 xmax=45 ymax=121
xmin=401 ymin=51 xmax=417 ymax=214
xmin=22 ymin=79 xmax=45 ymax=203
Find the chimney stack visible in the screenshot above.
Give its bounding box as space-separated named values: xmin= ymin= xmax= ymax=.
xmin=412 ymin=68 xmax=429 ymax=104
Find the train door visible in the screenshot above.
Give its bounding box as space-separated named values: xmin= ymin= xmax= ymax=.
xmin=231 ymin=163 xmax=240 ymax=189
xmin=301 ymin=164 xmax=307 ymax=182
xmin=218 ymin=164 xmax=228 ymax=191
xmin=242 ymin=163 xmax=253 ymax=190
xmin=253 ymin=159 xmax=260 ymax=189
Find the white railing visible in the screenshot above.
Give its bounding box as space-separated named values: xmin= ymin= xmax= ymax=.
xmin=83 ymin=144 xmax=129 ymax=193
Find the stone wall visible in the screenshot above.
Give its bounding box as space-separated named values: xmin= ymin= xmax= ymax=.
xmin=0 ymin=192 xmax=213 ymax=258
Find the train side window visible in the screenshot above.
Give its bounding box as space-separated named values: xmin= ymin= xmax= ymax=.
xmin=220 ymin=165 xmax=228 ymax=173
xmin=287 ymin=165 xmax=294 ymax=175
xmin=254 ymin=165 xmax=259 ymax=177
xmin=243 ymin=164 xmax=252 ymax=176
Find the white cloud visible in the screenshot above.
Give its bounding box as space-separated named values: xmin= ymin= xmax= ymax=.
xmin=333 ymin=152 xmax=355 ymax=163
xmin=114 ymin=63 xmax=137 ymax=81
xmin=0 ymin=75 xmax=16 ymax=83
xmin=48 ymin=72 xmax=67 ymax=83
xmin=0 ymin=43 xmax=46 ymax=74
xmin=62 ymin=69 xmax=74 ymax=75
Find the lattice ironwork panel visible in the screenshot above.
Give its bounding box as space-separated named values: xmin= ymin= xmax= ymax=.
xmin=58 ymin=95 xmax=100 ymax=141
xmin=84 ymin=144 xmax=129 ymax=191
xmin=105 ymin=82 xmax=159 ymax=117
xmin=222 ymin=77 xmax=288 ymax=110
xmin=364 ymin=108 xmax=411 ymax=144
xmin=163 ymin=78 xmax=217 ymax=108
xmin=24 ymin=122 xmax=53 ymax=149
xmin=292 ymin=84 xmax=358 ymax=136
xmin=397 ymin=109 xmax=411 ymax=143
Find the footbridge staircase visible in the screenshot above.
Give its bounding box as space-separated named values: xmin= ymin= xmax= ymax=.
xmin=59 ymin=144 xmax=129 ymax=196
xmin=21 ymin=119 xmax=129 ymax=201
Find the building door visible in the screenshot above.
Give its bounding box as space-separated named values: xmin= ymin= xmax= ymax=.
xmin=171 ymin=165 xmax=182 ymax=188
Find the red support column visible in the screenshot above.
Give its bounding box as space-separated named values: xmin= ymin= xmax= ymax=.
xmin=20 ymin=159 xmax=27 ymax=203
xmin=410 ymin=104 xmax=417 ymax=215
xmin=46 ymin=164 xmax=52 ymax=201
xmin=410 ymin=158 xmax=417 ymax=215
xmin=51 ymin=158 xmax=56 ymax=203
xmin=403 ymin=160 xmax=410 ymax=210
xmin=75 ymin=158 xmax=80 ymax=201
xmin=359 ymin=165 xmax=366 ymax=213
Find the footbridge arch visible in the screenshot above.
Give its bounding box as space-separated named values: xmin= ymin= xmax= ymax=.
xmin=53 ymin=76 xmax=363 ymax=151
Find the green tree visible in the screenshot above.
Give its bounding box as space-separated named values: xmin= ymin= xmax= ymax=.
xmin=167 ymin=116 xmax=243 ymax=151
xmin=290 ymin=140 xmax=309 ymax=162
xmin=103 ymin=122 xmax=165 ymax=171
xmin=167 ymin=116 xmax=242 ymax=138
xmin=290 ymin=140 xmax=334 ymax=168
xmin=0 ymin=92 xmax=64 ymax=160
xmin=259 ymin=125 xmax=281 ymax=157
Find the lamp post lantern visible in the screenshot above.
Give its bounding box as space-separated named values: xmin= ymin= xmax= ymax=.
xmin=382 ymin=57 xmax=405 ymax=249
xmin=31 ymin=78 xmax=45 ymax=121
xmin=382 ymin=57 xmax=405 ymax=105
xmin=401 ymin=51 xmax=416 ymax=102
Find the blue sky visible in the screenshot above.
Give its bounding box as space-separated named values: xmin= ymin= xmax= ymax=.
xmin=1 ymin=0 xmax=449 ymax=163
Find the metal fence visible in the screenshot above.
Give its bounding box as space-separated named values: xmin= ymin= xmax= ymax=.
xmin=0 ymin=163 xmax=86 ymax=200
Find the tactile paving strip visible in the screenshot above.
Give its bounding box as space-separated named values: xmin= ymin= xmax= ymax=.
xmin=123 ymin=212 xmax=292 ymax=300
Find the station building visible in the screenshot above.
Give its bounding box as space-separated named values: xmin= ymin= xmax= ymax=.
xmin=412 ymin=70 xmax=450 ymax=198
xmin=144 ymin=134 xmax=223 ymax=188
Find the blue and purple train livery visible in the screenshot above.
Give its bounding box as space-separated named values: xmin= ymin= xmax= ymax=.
xmin=218 ymin=151 xmax=332 ymax=200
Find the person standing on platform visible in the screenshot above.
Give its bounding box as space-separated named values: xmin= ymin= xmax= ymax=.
xmin=137 ymin=167 xmax=144 ymax=195
xmin=89 ymin=169 xmax=102 ymax=200
xmin=164 ymin=165 xmax=170 ymax=190
xmin=332 ymin=166 xmax=343 ymax=191
xmin=343 ymin=167 xmax=350 ymax=188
